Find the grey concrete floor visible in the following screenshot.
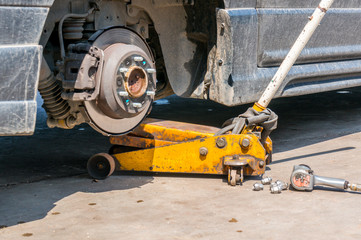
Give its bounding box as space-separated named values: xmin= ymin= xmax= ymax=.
xmin=1 ymin=88 xmax=361 ymax=239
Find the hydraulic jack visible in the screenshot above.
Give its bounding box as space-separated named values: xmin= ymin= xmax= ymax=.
xmin=87 ymin=118 xmax=273 ymax=186
xmin=87 ymin=0 xmax=334 ymax=185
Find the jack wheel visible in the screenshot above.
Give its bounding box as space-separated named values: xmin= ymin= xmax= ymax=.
xmin=228 ymin=168 xmax=237 ymax=186
xmin=87 ymin=153 xmax=115 ymax=180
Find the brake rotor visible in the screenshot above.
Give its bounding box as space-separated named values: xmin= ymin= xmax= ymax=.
xmin=84 ymin=28 xmax=156 ymax=135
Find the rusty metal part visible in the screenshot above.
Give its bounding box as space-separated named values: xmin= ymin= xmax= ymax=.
xmin=261 ymin=176 xmax=272 ymax=185
xmin=47 ymin=116 xmax=77 ymax=129
xmin=253 ymin=183 xmax=264 ymax=191
xmin=82 ymin=28 xmax=156 ymax=135
xmin=87 ymin=153 xmax=115 ymax=180
xmin=62 ymin=46 xmax=104 ymax=101
xmin=228 ymin=168 xmax=239 ymax=186
xmin=125 ymin=66 xmax=148 ymax=98
xmin=224 ymin=152 xmax=264 ymax=186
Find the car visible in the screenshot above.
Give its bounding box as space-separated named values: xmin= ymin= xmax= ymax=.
xmin=1 ymin=0 xmax=360 ymax=136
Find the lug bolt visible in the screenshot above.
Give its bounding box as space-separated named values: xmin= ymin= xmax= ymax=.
xmin=146 ymin=91 xmax=155 ymax=96
xmin=119 ymin=67 xmax=128 ymax=73
xmin=253 ymin=183 xmax=264 ymax=191
xmin=132 ymin=102 xmax=142 ymax=108
xmin=261 ymin=176 xmax=272 ymax=185
xmin=199 ymin=147 xmax=208 ymax=156
xmin=146 ymin=68 xmax=156 ymax=74
xmin=216 ymin=137 xmax=227 ymax=148
xmin=134 ymin=56 xmax=144 ymax=62
xmin=259 ymin=160 xmax=265 ymax=168
xmin=118 ymin=91 xmax=129 ymax=96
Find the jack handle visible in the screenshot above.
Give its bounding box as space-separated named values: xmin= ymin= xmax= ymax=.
xmin=253 ymin=0 xmax=335 ymax=112
xmin=215 ymin=0 xmax=334 ymax=137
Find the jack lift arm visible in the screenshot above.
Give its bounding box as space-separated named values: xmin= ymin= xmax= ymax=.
xmin=87 ymin=0 xmax=335 ymax=186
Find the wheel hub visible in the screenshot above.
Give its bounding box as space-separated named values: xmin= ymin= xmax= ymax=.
xmin=125 ymin=66 xmax=148 ymax=98
xmin=83 ymin=28 xmax=156 ymax=135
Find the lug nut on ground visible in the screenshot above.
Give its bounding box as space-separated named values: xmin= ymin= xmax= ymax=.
xmin=270 ymin=183 xmax=282 ymax=194
xmin=261 ymin=176 xmax=272 ymax=185
xmin=269 ymin=180 xmax=288 ymax=194
xmin=253 ymin=183 xmax=264 ymax=191
xmin=275 ymin=180 xmax=288 ymax=190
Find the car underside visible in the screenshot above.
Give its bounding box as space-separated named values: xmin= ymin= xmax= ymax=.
xmin=1 ymin=0 xmax=361 ymax=136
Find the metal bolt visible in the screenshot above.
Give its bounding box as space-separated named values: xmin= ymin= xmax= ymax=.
xmin=146 ymin=91 xmax=155 ymax=96
xmin=261 ymin=176 xmax=272 ymax=185
xmin=132 ymin=102 xmax=142 ymax=108
xmin=146 ymin=68 xmax=156 ymax=74
xmin=241 ymin=138 xmax=250 ymax=148
xmin=218 ymin=59 xmax=223 ymax=66
xmin=253 ymin=183 xmax=264 ymax=191
xmin=134 ymin=56 xmax=144 ymax=62
xmin=259 ymin=160 xmax=265 ymax=168
xmin=270 ymin=183 xmax=282 ymax=194
xmin=119 ymin=67 xmax=128 ymax=73
xmin=216 ymin=137 xmax=227 ymax=148
xmin=118 ymin=91 xmax=129 ymax=96
xmin=199 ymin=147 xmax=208 ymax=156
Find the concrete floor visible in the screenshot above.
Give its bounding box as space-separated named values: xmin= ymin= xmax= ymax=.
xmin=1 ymin=88 xmax=361 ymax=239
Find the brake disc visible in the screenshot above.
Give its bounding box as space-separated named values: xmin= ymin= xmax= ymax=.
xmin=84 ymin=28 xmax=156 ymax=135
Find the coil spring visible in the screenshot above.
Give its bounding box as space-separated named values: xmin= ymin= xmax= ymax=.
xmin=38 ymin=74 xmax=71 ymax=120
xmin=63 ymin=17 xmax=86 ymax=40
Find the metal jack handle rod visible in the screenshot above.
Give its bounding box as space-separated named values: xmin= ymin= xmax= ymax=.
xmin=252 ymin=0 xmax=335 ymax=112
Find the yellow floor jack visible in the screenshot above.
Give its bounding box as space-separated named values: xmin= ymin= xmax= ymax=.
xmin=87 ymin=0 xmax=334 ymax=185
xmin=87 ymin=117 xmax=274 ymax=186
